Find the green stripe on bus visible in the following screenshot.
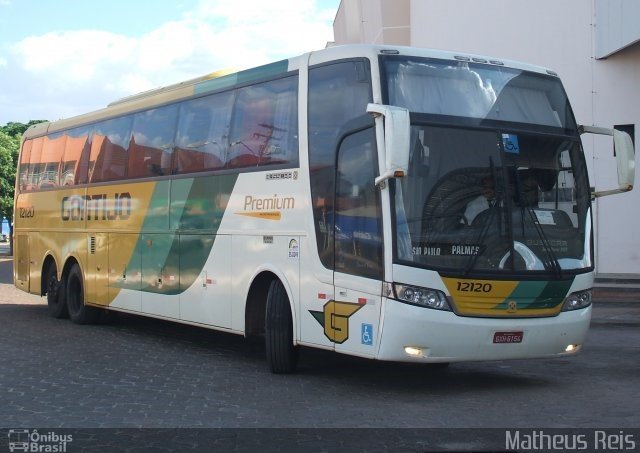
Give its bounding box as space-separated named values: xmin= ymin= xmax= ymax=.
xmin=496 ymin=278 xmax=573 ymax=311
xmin=130 ymin=174 xmax=238 ymax=295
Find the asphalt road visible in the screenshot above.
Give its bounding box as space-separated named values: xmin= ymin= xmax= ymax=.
xmin=0 ymin=253 xmax=638 ymax=450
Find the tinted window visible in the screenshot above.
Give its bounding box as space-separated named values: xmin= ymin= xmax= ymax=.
xmin=228 ymin=76 xmax=298 ymax=169
xmin=308 ymin=60 xmax=373 ymax=269
xmin=39 ymin=132 xmax=67 ymax=188
xmin=18 ymin=139 xmax=33 ymax=192
xmin=61 ymin=126 xmax=92 ymax=186
xmin=393 ymin=126 xmax=591 ymax=273
xmin=384 ymin=56 xmax=576 ymax=130
xmin=90 ymin=116 xmax=132 ymax=182
xmin=21 ymin=75 xmax=298 ymax=186
xmin=129 ymin=104 xmax=178 ymax=178
xmin=174 ymin=91 xmax=233 ymax=174
xmin=26 ymin=137 xmax=44 ymax=191
xmin=335 ymin=128 xmax=382 ymax=279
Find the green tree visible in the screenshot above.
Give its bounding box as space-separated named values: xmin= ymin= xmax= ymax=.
xmin=0 ymin=120 xmax=47 ymax=255
xmin=0 ymin=130 xmax=19 ymax=254
xmin=2 ymin=120 xmax=47 ymax=137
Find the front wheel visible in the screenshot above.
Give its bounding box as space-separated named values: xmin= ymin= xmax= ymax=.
xmin=265 ymin=280 xmax=299 ymax=374
xmin=66 ymin=263 xmax=100 ymax=325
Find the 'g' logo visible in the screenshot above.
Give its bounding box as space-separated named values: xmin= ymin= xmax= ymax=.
xmin=309 ymin=301 xmax=363 ymax=344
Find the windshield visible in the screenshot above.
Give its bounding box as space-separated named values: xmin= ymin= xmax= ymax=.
xmin=383 ymin=56 xmax=576 ymax=130
xmin=393 ymin=125 xmax=592 ymax=275
xmin=383 ymin=57 xmax=591 ymax=276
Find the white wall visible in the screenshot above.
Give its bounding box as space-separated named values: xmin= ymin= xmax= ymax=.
xmin=333 ymin=0 xmax=410 ymax=45
xmin=596 ymin=0 xmax=640 ymax=58
xmin=591 ymin=43 xmax=640 ymax=273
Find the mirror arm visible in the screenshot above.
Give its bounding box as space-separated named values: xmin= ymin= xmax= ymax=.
xmin=579 ymin=125 xmax=613 ymax=136
xmin=367 ymin=103 xmax=411 ymax=188
xmin=375 ymin=171 xmax=395 ymax=187
xmin=579 ymin=124 xmax=635 ymax=197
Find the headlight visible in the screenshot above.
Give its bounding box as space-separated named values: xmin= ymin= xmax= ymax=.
xmin=393 ymin=283 xmax=451 ymax=311
xmin=562 ymin=289 xmax=592 ymax=311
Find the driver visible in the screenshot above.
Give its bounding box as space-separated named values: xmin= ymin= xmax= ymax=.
xmin=462 ymin=175 xmax=497 ymax=225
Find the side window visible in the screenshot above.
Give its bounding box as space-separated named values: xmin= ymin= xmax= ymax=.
xmin=174 ymin=91 xmax=233 ymax=174
xmin=308 ymin=59 xmax=373 ymax=269
xmin=61 ymin=126 xmax=92 ymax=186
xmin=335 ymin=128 xmax=382 ymax=280
xmin=39 ymin=132 xmax=66 ymax=189
xmin=129 ymin=105 xmax=178 ymax=178
xmin=228 ymin=75 xmax=298 ymax=169
xmin=26 ymin=138 xmax=44 ymax=190
xmin=18 ymin=139 xmax=33 ymax=192
xmin=90 ymin=117 xmax=132 ymax=182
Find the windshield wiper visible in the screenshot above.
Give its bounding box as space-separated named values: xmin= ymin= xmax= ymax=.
xmin=464 ymin=158 xmax=504 ymax=275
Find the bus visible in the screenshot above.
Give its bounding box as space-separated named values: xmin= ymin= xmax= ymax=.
xmin=13 ymin=45 xmax=635 ymax=373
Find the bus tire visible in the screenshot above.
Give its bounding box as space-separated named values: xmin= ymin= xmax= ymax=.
xmin=46 ymin=265 xmax=68 ymax=319
xmin=66 ymin=263 xmax=100 ymax=325
xmin=265 ymin=280 xmax=299 ymax=374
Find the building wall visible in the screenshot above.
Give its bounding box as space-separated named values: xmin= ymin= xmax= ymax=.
xmin=333 ymin=0 xmax=410 ymax=45
xmin=333 ymin=0 xmax=640 ymax=275
xmin=591 ymin=43 xmax=640 ymax=272
xmin=596 ymin=0 xmax=640 ymax=58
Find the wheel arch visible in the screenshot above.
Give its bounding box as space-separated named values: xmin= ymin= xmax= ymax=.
xmin=60 ymin=254 xmax=83 ymax=284
xmin=40 ymin=253 xmax=59 ymax=296
xmin=244 ymin=267 xmax=297 ymax=341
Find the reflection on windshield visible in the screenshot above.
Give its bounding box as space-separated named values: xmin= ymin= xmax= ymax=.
xmin=394 ymin=125 xmax=592 ymax=275
xmin=384 ymin=56 xmax=576 ymax=130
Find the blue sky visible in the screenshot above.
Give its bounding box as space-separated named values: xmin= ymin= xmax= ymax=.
xmin=0 ymin=0 xmax=341 ymax=124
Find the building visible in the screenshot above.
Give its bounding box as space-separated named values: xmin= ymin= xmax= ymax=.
xmin=332 ymin=0 xmax=640 ymax=276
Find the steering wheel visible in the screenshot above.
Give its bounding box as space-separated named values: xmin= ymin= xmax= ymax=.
xmin=498 ymin=241 xmax=545 ymax=270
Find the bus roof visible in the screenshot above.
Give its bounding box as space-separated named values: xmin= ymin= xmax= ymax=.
xmin=23 ymin=44 xmax=559 ymax=140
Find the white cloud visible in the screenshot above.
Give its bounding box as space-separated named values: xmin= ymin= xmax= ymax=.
xmin=14 ymin=31 xmax=135 ymax=80
xmin=0 ymin=57 xmax=7 ymax=68
xmin=4 ymin=0 xmax=336 ymax=123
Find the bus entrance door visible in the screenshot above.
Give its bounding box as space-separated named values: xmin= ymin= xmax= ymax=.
xmin=331 ymin=127 xmax=383 ymax=357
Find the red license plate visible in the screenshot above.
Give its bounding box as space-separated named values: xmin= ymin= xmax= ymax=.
xmin=493 ymin=331 xmax=523 ymax=344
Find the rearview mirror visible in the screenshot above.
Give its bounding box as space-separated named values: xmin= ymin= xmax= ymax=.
xmin=367 ymin=103 xmax=410 ymax=187
xmin=579 ymin=125 xmax=635 ymax=197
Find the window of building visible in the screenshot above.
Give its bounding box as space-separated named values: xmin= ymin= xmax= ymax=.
xmin=615 ymin=124 xmax=635 ymax=148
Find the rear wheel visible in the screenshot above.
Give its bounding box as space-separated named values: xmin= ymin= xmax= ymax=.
xmin=66 ymin=263 xmax=100 ymax=325
xmin=265 ymin=280 xmax=299 ymax=374
xmin=46 ymin=265 xmax=68 ymax=319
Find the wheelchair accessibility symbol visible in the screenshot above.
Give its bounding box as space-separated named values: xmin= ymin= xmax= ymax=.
xmin=502 ymin=133 xmax=520 ymax=154
xmin=361 ymin=323 xmax=373 ymax=346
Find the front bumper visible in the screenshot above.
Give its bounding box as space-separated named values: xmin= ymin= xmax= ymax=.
xmin=377 ymin=298 xmax=591 ymax=362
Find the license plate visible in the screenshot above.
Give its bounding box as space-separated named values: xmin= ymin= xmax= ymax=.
xmin=493 ymin=331 xmax=523 ymax=344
